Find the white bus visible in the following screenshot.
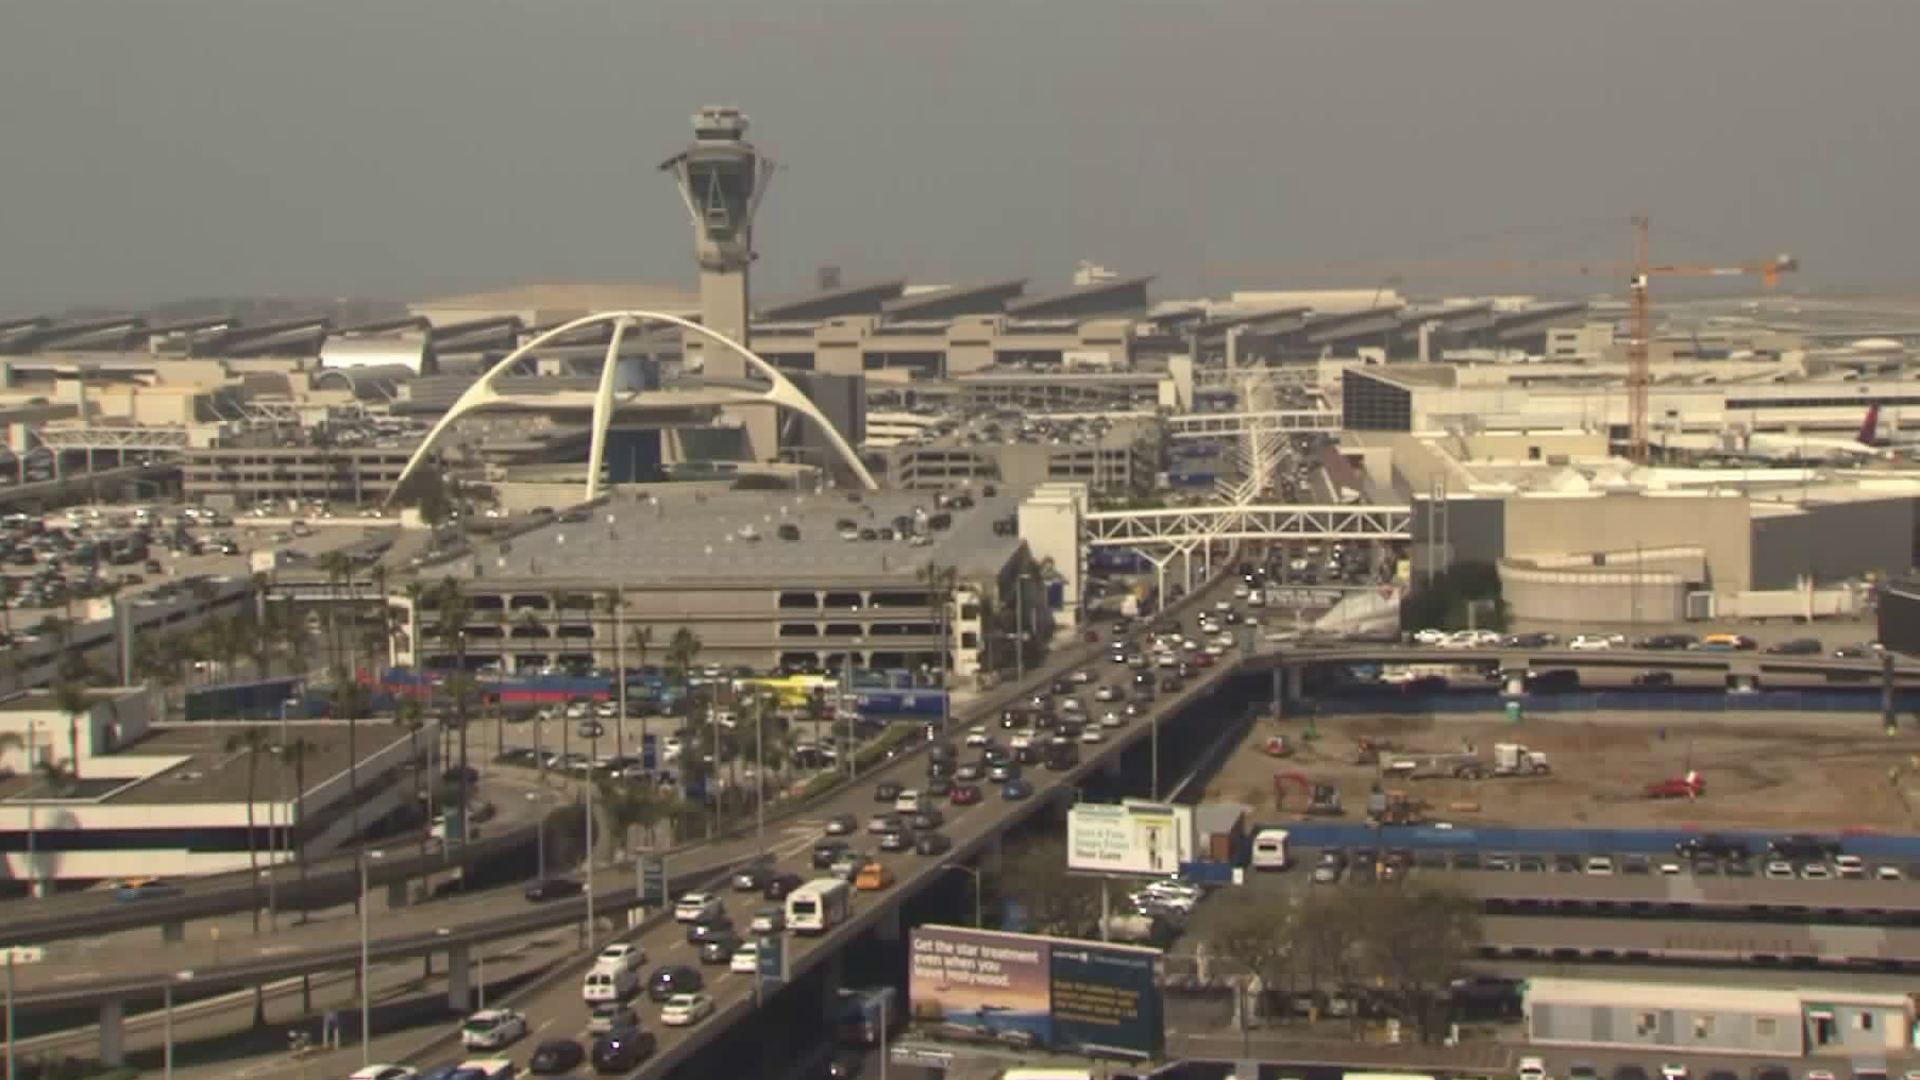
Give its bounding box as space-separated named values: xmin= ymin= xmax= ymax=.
xmin=786 ymin=877 xmax=851 ymax=936
xmin=1250 ymin=827 xmax=1291 ymax=870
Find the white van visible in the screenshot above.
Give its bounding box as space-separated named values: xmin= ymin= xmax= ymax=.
xmin=1250 ymin=827 xmax=1291 ymax=871
xmin=583 ymin=966 xmax=638 ymax=1003
xmin=894 ymin=789 xmax=929 ymax=815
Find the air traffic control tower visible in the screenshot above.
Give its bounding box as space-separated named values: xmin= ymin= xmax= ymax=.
xmin=660 ymin=105 xmax=778 ymax=460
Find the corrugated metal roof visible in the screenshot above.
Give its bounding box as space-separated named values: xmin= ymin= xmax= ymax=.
xmin=1525 ymin=977 xmax=1798 ymax=1014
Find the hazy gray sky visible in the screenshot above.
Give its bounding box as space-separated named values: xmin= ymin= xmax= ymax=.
xmin=3 ymin=0 xmax=1916 ymax=312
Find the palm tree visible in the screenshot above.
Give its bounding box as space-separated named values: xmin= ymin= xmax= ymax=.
xmin=598 ymin=589 xmax=628 ymax=760
xmin=629 ymin=624 xmax=653 ymax=771
xmin=396 ymin=697 xmax=433 ymax=860
xmin=434 ymin=577 xmax=475 ymax=836
xmin=224 ymin=727 xmax=272 ymax=934
xmin=595 ymin=776 xmax=670 ymax=855
xmin=278 ymin=736 xmax=321 ymax=922
xmin=317 ymin=550 xmax=352 ymax=679
xmin=918 ymin=562 xmax=958 ymax=732
xmin=371 ymin=564 xmax=393 ymax=672
xmin=666 ymin=628 xmax=708 ymax=819
xmin=52 ymin=678 xmax=91 ymax=782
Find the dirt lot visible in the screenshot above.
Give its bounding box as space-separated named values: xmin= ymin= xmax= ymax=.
xmin=1198 ymin=711 xmax=1920 ymax=834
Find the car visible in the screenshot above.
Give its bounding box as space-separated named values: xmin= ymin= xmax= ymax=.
xmin=878 ymin=828 xmax=912 ymax=852
xmin=950 ymin=784 xmax=982 ymax=806
xmin=925 ymin=777 xmax=952 ymax=798
xmin=523 ymin=876 xmax=587 ymax=902
xmin=1567 ymin=633 xmax=1614 ymax=651
xmin=590 ymin=1025 xmax=657 ymax=1072
xmin=856 ymin=861 xmax=895 ymax=890
xmin=987 ymin=762 xmax=1019 ymax=782
xmin=1765 ymin=860 xmax=1796 ymax=879
xmin=731 ymin=864 xmax=771 ymax=891
xmin=912 ymin=807 xmax=944 ymax=830
xmin=674 ymin=892 xmax=722 ymax=923
xmin=1584 ymin=855 xmax=1614 ymax=875
xmin=1835 ymin=854 xmax=1867 ymax=879
xmin=1069 ymin=668 xmax=1094 ymax=684
xmin=730 ymin=942 xmax=760 ymax=974
xmin=750 ymin=905 xmax=786 ymax=934
xmin=1094 ymin=685 xmax=1119 ymax=702
xmin=647 ymin=964 xmax=702 ymax=1002
xmin=347 ymin=1067 xmax=418 ymax=1080
xmin=873 ymin=781 xmax=902 ymax=803
xmin=1002 ymin=779 xmax=1034 ymax=800
xmin=1611 ymin=1067 xmax=1650 ymax=1080
xmin=529 ymin=1039 xmax=585 ymax=1075
xmin=593 ymin=942 xmax=645 ymax=974
xmin=964 ymin=726 xmax=990 ymax=748
xmin=823 ymin=813 xmax=857 ymax=836
xmin=113 ymin=877 xmax=184 ymax=903
xmin=698 ymin=930 xmax=742 ymax=964
xmin=1633 ymin=670 xmax=1676 ymax=687
xmin=586 ymin=1002 xmax=639 ymax=1035
xmin=829 ymin=850 xmax=865 ymax=880
xmin=1766 ymin=637 xmax=1823 ymax=655
xmin=1659 ymin=1065 xmax=1688 ymax=1080
xmin=868 ymin=812 xmax=903 ymax=834
xmin=763 ymin=871 xmax=803 ymax=900
xmin=1878 ymin=864 xmax=1904 ymax=881
xmin=915 ymin=831 xmax=953 ymax=856
xmin=812 ymin=841 xmax=851 ymax=869
xmin=1518 ymin=1057 xmax=1549 ymax=1080
xmin=1800 ymin=863 xmax=1833 ymax=880
xmin=687 ymin=912 xmax=734 ymax=944
xmin=954 ymin=761 xmax=984 ymax=781
xmin=661 ymin=991 xmax=716 ymax=1027
xmin=460 ymin=1008 xmax=529 ymax=1050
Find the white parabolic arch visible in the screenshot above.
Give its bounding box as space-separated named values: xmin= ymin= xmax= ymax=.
xmin=385 ymin=309 xmax=878 ymax=504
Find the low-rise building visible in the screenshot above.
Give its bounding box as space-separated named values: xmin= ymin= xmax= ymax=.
xmin=1524 ymin=977 xmax=1917 ymax=1059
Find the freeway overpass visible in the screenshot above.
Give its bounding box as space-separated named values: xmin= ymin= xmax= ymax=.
xmin=0 ymin=460 xmax=178 ymax=507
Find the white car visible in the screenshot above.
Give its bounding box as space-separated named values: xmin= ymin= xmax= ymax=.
xmin=1069 ymin=669 xmax=1094 ymax=684
xmin=1568 ymin=634 xmax=1614 ymax=651
xmin=460 ymin=1008 xmax=528 ymax=1050
xmin=594 ymin=942 xmax=646 ymax=973
xmin=1765 ymin=860 xmax=1795 ymax=879
xmin=1101 ymin=711 xmax=1123 ymax=728
xmin=965 ymin=726 xmax=990 ymax=747
xmin=1413 ymin=628 xmax=1449 ymax=646
xmin=348 ymin=1067 xmax=418 ymax=1080
xmin=1080 ymin=728 xmax=1104 ymax=744
xmin=1800 ymin=863 xmax=1833 ymax=881
xmin=1518 ymin=1057 xmax=1549 ymax=1080
xmin=1232 ymin=584 xmax=1251 ymax=600
xmin=1009 ymin=732 xmax=1033 ymax=749
xmin=1584 ymin=856 xmax=1614 ymax=876
xmin=1660 ymin=1065 xmax=1688 ymax=1080
xmin=1215 ymin=600 xmax=1233 ymax=613
xmin=730 ymin=942 xmax=760 ymax=974
xmin=674 ymin=892 xmax=722 ymax=923
xmin=1094 ymin=685 xmax=1119 ymax=702
xmin=660 ymin=992 xmax=715 ymax=1027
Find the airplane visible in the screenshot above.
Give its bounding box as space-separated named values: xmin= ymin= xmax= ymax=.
xmin=1727 ymin=405 xmax=1905 ymax=462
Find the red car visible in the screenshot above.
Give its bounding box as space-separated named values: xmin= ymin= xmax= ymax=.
xmin=949 ymin=784 xmax=983 ymax=806
xmin=1190 ymin=653 xmax=1214 ymax=668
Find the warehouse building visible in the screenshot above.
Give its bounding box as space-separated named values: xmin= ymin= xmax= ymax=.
xmin=1524 ymin=977 xmax=1918 ymax=1059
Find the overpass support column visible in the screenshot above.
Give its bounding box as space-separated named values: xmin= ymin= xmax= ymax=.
xmin=161 ymin=920 xmax=185 ymax=944
xmin=1100 ymin=754 xmax=1122 ymax=781
xmin=979 ymin=832 xmax=1002 ymax=876
xmin=387 ymin=880 xmax=409 ymax=910
xmin=1503 ymin=670 xmax=1527 ymax=696
xmin=819 ymin=951 xmax=843 ymax=1024
xmin=98 ymin=1000 xmax=126 ymax=1066
xmin=447 ymin=944 xmax=471 ymax=1012
xmin=875 ymin=904 xmax=902 ymax=943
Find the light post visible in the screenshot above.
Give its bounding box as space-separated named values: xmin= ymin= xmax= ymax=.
xmin=940 ymin=864 xmax=983 ymax=927
xmin=24 ymin=718 xmax=38 ymax=901
xmin=529 ymin=791 xmax=547 ymax=880
xmin=579 ymin=718 xmax=604 ymax=950
xmin=164 ymin=969 xmax=194 ymax=1080
xmin=358 ymin=849 xmax=384 ymax=1063
xmin=5 ymin=947 xmax=15 ymax=1080
xmin=754 ymin=692 xmax=768 ymax=860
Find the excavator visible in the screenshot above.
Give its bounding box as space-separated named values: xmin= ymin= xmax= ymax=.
xmin=1367 ymin=787 xmax=1430 ymax=827
xmin=1275 ymin=772 xmax=1343 ymax=816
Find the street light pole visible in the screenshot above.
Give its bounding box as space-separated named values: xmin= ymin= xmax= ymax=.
xmin=1015 ymin=580 xmax=1026 ymax=683
xmin=358 ymin=850 xmax=380 ymax=1064
xmin=754 ymin=694 xmax=766 ymax=859
xmin=583 ymin=721 xmax=600 ymax=951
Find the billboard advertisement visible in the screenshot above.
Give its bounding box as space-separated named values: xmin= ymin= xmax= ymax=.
xmin=1066 ymin=800 xmax=1194 ymax=876
xmin=908 ymin=925 xmax=1164 ymax=1061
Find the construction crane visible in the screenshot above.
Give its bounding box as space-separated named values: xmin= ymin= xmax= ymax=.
xmin=1205 ymin=218 xmax=1799 ymax=463
xmin=1623 ymin=216 xmax=1798 ymax=463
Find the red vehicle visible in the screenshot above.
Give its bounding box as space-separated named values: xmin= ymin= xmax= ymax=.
xmin=1646 ymin=770 xmax=1705 ymax=800
xmin=949 ymin=784 xmax=983 ymax=806
xmin=1191 ymin=653 xmax=1214 ymax=668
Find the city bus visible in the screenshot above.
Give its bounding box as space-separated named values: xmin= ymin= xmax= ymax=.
xmin=786 ymin=877 xmax=852 ymax=935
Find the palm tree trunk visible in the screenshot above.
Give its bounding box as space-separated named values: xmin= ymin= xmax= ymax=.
xmin=245 ymin=756 xmax=261 ymax=934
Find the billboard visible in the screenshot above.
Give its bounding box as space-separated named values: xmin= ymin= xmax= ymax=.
xmin=908 ymin=925 xmax=1164 ymax=1061
xmin=1066 ymin=800 xmax=1195 ymax=876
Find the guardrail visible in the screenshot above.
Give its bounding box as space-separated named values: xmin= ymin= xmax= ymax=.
xmin=1305 ymin=687 xmax=1920 ymax=716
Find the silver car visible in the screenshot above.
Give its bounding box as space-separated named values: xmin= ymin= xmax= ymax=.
xmin=588 ymin=1002 xmax=639 ymax=1035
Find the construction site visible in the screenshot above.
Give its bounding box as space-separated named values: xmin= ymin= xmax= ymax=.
xmin=1199 ymin=710 xmax=1920 ymax=835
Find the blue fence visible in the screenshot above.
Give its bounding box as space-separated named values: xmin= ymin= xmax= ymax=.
xmin=1271 ymin=821 xmax=1920 ymax=861
xmin=1309 ymin=687 xmax=1920 ymax=716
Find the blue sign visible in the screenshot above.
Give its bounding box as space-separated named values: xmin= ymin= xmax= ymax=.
xmin=640 ymin=734 xmax=658 ymax=771
xmin=757 ymin=933 xmax=787 ymax=991
xmin=1049 ymin=941 xmax=1164 ymax=1060
xmin=640 ymin=854 xmax=668 ymax=907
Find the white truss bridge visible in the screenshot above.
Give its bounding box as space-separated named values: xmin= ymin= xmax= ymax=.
xmin=32 ymin=426 xmax=192 ymax=453
xmin=1086 ymin=503 xmax=1411 ymax=547
xmin=1166 ymin=409 xmax=1341 ymax=439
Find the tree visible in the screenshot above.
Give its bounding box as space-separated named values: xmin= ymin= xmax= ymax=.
xmin=1400 ymin=561 xmax=1509 ymax=633
xmin=278 ymin=736 xmax=322 ymax=921
xmin=991 ymin=834 xmax=1101 ymax=937
xmin=1286 ymin=883 xmax=1370 ymax=1027
xmin=434 ymin=576 xmax=476 ymax=837
xmin=917 ymin=562 xmax=957 ymax=727
xmin=1353 ymin=881 xmax=1483 ymax=1041
xmin=667 ymin=627 xmax=710 ymax=822
xmin=595 ymin=776 xmax=670 ymax=854
xmin=52 ymin=679 xmax=91 ymax=782
xmin=396 ymin=695 xmax=433 ymax=860
xmin=224 ymin=727 xmax=272 ymax=934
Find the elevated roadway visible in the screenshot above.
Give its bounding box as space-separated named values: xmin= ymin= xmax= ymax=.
xmin=0 ymin=461 xmax=177 ymax=507
xmin=1257 ymin=642 xmax=1920 ymax=688
xmin=1479 ymin=913 xmax=1920 ymax=967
